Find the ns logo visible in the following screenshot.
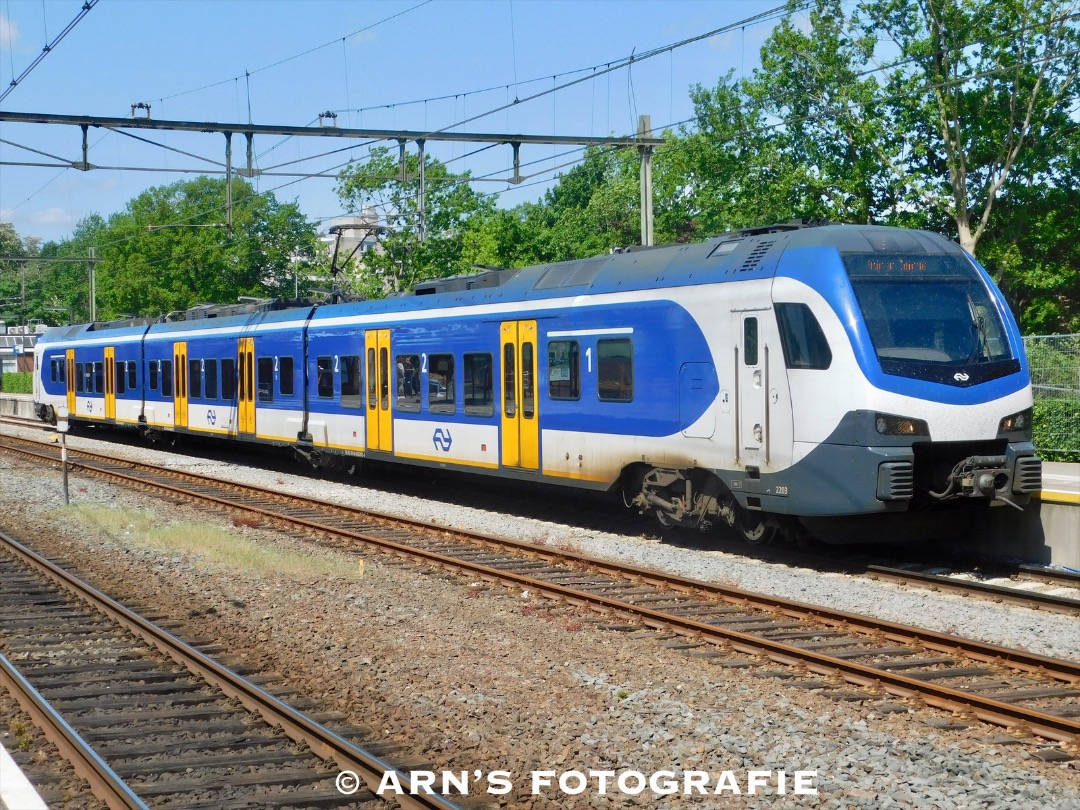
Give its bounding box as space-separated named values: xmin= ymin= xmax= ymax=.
xmin=953 ymin=372 xmax=970 ymax=382
xmin=432 ymin=428 xmax=453 ymax=452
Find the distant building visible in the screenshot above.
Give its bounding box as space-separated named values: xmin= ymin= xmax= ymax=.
xmin=320 ymin=209 xmax=383 ymax=268
xmin=0 ymin=324 xmax=42 ymax=374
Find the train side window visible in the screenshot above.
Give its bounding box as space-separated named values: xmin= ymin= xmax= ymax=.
xmin=316 ymin=356 xmax=333 ymax=398
xmin=75 ymin=362 xmax=85 ymax=393
xmin=597 ymin=339 xmax=633 ymax=402
xmin=257 ymin=357 xmax=274 ymax=402
xmin=127 ymin=361 xmax=137 ymax=390
xmin=189 ymin=358 xmax=203 ymax=399
xmin=396 ymin=353 xmax=421 ymax=413
xmin=775 ymin=303 xmax=832 ymax=370
xmin=463 ymin=352 xmax=494 ymax=417
xmin=744 ymin=318 xmax=758 ymax=366
xmin=428 ymin=353 xmax=455 ymax=415
xmin=341 ymin=355 xmax=362 ymax=409
xmin=115 ymin=360 xmax=126 ymax=395
xmin=148 ymin=360 xmax=159 ymax=391
xmin=161 ymin=360 xmax=173 ymax=397
xmin=548 ymin=340 xmax=579 ymax=400
xmin=93 ymin=362 xmax=104 ymax=394
xmin=221 ymin=358 xmax=235 ymax=400
xmin=279 ymin=356 xmax=295 ymax=397
xmin=205 ymin=359 xmax=219 ymax=399
xmin=59 ymin=359 xmax=66 ymax=383
xmin=51 ymin=359 xmax=59 ymax=383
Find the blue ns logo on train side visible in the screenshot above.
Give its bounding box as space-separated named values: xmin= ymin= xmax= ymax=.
xmin=432 ymin=428 xmax=453 ymax=452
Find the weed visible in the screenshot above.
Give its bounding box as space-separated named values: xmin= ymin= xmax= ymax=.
xmin=617 ymin=689 xmax=629 ymax=699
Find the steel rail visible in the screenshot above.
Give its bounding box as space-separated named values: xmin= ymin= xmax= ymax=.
xmin=0 ymin=528 xmax=461 ymax=810
xmin=0 ymin=651 xmax=149 ymax=810
xmin=4 ymin=435 xmax=1080 ymax=744
xmin=867 ymin=564 xmax=1080 ymax=615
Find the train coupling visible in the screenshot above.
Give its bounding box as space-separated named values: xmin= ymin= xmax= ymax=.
xmin=929 ymin=454 xmax=1041 ymax=510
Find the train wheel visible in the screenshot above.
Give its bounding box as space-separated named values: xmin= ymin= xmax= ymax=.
xmin=655 ymin=508 xmax=679 ymax=529
xmin=739 ymin=516 xmax=776 ymax=546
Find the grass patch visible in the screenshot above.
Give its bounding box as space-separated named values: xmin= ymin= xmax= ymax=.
xmin=66 ymin=505 xmax=353 ymax=581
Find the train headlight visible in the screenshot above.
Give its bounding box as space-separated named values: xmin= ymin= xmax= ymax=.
xmin=875 ymin=413 xmax=930 ymax=437
xmin=998 ymin=408 xmax=1032 ymax=436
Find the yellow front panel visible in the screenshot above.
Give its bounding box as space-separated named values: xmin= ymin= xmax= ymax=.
xmin=173 ymin=341 xmax=188 ymax=428
xmin=104 ymin=347 xmax=116 ymax=420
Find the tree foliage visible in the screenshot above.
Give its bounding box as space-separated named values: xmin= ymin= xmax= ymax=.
xmin=336 ymin=146 xmax=494 ymax=295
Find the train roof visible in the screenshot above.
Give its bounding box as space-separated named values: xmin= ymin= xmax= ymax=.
xmin=39 ymin=223 xmax=965 ymax=339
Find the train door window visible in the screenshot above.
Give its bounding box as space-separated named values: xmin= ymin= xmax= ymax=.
xmin=396 ymin=354 xmax=421 ymax=413
xmin=379 ymin=348 xmax=390 ymax=409
xmin=502 ymin=344 xmax=516 ymax=418
xmin=776 ymin=303 xmax=832 ymax=370
xmin=75 ymin=362 xmax=85 ymax=393
xmin=127 ymin=361 xmax=137 ymax=390
xmin=189 ymin=358 xmax=203 ymax=399
xmin=341 ymin=355 xmax=362 ymax=409
xmin=279 ymin=356 xmax=295 ymax=397
xmin=428 ymin=353 xmax=455 ymax=415
xmin=548 ymin=341 xmax=579 ymax=400
xmin=221 ymin=358 xmax=235 ymax=400
xmin=205 ymin=359 xmax=219 ymax=399
xmin=463 ymin=353 xmax=494 ymax=417
xmin=316 ymin=356 xmax=333 ymax=398
xmin=597 ymin=339 xmax=633 ymax=402
xmin=93 ymin=362 xmax=104 ymax=394
xmin=149 ymin=360 xmax=159 ymax=391
xmin=743 ymin=318 xmax=759 ymax=366
xmin=115 ymin=360 xmax=126 ymax=395
xmin=161 ymin=360 xmax=173 ymax=397
xmin=367 ymin=349 xmax=377 ymax=410
xmin=521 ymin=342 xmax=535 ymax=418
xmin=257 ymin=357 xmax=274 ymax=402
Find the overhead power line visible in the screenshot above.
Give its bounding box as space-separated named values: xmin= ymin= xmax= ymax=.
xmin=0 ymin=0 xmax=99 ymax=106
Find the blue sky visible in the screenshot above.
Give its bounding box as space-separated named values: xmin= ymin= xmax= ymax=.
xmin=0 ymin=0 xmax=790 ymax=245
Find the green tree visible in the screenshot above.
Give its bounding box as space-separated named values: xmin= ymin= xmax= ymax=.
xmin=89 ymin=177 xmax=319 ymax=318
xmin=860 ymin=0 xmax=1080 ymax=255
xmin=336 ymin=146 xmax=494 ymax=295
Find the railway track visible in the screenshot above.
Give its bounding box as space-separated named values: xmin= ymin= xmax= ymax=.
xmin=3 ymin=433 xmax=1080 ymax=754
xmin=0 ymin=526 xmax=462 ymax=810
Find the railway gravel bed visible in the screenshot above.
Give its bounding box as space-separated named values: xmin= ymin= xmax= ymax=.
xmin=2 ymin=426 xmax=1080 ymax=808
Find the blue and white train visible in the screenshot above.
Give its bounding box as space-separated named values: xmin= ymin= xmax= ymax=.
xmin=33 ymin=222 xmax=1042 ymax=543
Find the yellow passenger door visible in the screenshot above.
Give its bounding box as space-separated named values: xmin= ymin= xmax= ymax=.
xmin=172 ymin=342 xmax=188 ymax=428
xmin=365 ymin=329 xmax=392 ymax=452
xmin=104 ymin=346 xmax=116 ymax=420
xmin=500 ymin=320 xmax=539 ymax=470
xmin=237 ymin=337 xmax=255 ymax=436
xmin=65 ymin=349 xmax=76 ymax=415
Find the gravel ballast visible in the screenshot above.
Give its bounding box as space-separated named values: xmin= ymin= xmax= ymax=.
xmin=1 ymin=424 xmax=1079 ymax=809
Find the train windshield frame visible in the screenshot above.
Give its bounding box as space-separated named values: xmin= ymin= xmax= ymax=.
xmin=842 ymin=251 xmax=1020 ymax=387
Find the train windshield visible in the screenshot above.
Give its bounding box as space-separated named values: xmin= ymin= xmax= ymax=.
xmin=843 ymin=252 xmax=1019 ymax=386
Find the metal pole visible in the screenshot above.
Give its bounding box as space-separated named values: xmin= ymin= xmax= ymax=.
xmin=225 ymin=132 xmax=233 ymax=235
xmin=417 ymin=139 xmax=426 ymax=244
xmin=638 ymin=115 xmax=654 ymax=247
xmin=57 ymin=406 xmax=70 ymax=505
xmin=88 ymin=246 xmax=96 ymax=322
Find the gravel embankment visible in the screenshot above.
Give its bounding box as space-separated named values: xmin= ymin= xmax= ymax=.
xmin=1 ymin=424 xmax=1079 ymax=809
